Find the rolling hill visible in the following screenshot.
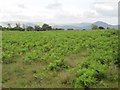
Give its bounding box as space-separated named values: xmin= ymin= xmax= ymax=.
xmin=53 ymin=21 xmax=118 ymax=30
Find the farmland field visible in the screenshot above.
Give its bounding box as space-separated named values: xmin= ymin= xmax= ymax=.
xmin=2 ymin=30 xmax=119 ymax=88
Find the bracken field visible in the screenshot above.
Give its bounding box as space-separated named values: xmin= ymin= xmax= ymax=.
xmin=2 ymin=30 xmax=119 ymax=88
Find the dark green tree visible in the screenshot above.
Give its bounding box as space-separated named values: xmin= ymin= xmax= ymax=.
xmin=107 ymin=27 xmax=110 ymax=29
xmin=14 ymin=23 xmax=23 ymax=31
xmin=98 ymin=26 xmax=105 ymax=29
xmin=91 ymin=24 xmax=98 ymax=30
xmin=7 ymin=23 xmax=12 ymax=30
xmin=26 ymin=26 xmax=34 ymax=31
xmin=34 ymin=25 xmax=41 ymax=31
xmin=42 ymin=24 xmax=52 ymax=31
xmin=0 ymin=25 xmax=2 ymax=30
xmin=67 ymin=28 xmax=74 ymax=30
xmin=22 ymin=24 xmax=26 ymax=31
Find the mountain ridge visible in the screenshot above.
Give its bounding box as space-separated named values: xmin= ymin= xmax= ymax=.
xmin=0 ymin=21 xmax=118 ymax=30
xmin=53 ymin=21 xmax=118 ymax=30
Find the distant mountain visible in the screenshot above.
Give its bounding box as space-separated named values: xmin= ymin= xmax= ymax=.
xmin=53 ymin=23 xmax=91 ymax=30
xmin=93 ymin=21 xmax=118 ymax=29
xmin=0 ymin=21 xmax=118 ymax=30
xmin=53 ymin=21 xmax=118 ymax=30
xmin=24 ymin=22 xmax=36 ymax=27
xmin=93 ymin=21 xmax=110 ymax=27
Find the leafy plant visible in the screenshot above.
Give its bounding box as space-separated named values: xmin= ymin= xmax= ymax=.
xmin=48 ymin=59 xmax=68 ymax=71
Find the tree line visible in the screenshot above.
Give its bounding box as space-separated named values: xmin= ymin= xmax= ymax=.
xmin=0 ymin=23 xmax=111 ymax=31
xmin=91 ymin=24 xmax=111 ymax=30
xmin=0 ymin=23 xmax=64 ymax=31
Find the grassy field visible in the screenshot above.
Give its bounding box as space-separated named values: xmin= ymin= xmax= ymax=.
xmin=2 ymin=30 xmax=119 ymax=88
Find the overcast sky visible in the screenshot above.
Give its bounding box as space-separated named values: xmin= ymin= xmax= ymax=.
xmin=0 ymin=0 xmax=119 ymax=25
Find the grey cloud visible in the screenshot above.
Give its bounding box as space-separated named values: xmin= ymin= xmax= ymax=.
xmin=17 ymin=4 xmax=26 ymax=9
xmin=92 ymin=2 xmax=117 ymax=17
xmin=95 ymin=8 xmax=117 ymax=17
xmin=46 ymin=1 xmax=62 ymax=10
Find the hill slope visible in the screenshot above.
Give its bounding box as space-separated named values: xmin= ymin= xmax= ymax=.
xmin=53 ymin=21 xmax=118 ymax=30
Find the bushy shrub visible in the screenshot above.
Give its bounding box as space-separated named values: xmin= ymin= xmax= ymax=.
xmin=2 ymin=52 xmax=16 ymax=64
xmin=75 ymin=69 xmax=96 ymax=88
xmin=75 ymin=61 xmax=107 ymax=88
xmin=48 ymin=59 xmax=68 ymax=71
xmin=23 ymin=51 xmax=39 ymax=64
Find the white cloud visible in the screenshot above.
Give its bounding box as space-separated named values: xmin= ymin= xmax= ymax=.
xmin=46 ymin=1 xmax=62 ymax=10
xmin=17 ymin=4 xmax=26 ymax=9
xmin=92 ymin=2 xmax=118 ymax=17
xmin=0 ymin=0 xmax=119 ymax=25
xmin=83 ymin=1 xmax=118 ymax=25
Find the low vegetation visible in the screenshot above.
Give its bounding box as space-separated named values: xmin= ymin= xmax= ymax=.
xmin=2 ymin=30 xmax=119 ymax=88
